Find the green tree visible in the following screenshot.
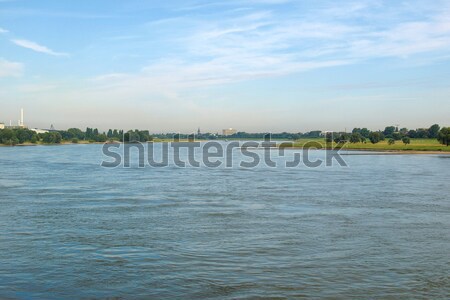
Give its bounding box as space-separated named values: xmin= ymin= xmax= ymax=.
xmin=96 ymin=134 xmax=107 ymax=143
xmin=428 ymin=124 xmax=440 ymax=139
xmin=4 ymin=137 xmax=19 ymax=146
xmin=304 ymin=131 xmax=322 ymax=138
xmin=416 ymin=129 xmax=429 ymax=138
xmin=42 ymin=132 xmax=62 ymax=144
xmin=388 ymin=138 xmax=395 ymax=145
xmin=42 ymin=133 xmax=53 ymax=144
xmin=1 ymin=129 xmax=15 ymax=142
xmin=137 ymin=130 xmax=152 ymax=142
xmin=437 ymin=127 xmax=450 ymax=146
xmin=54 ymin=132 xmax=62 ymax=144
xmin=407 ymin=130 xmax=417 ymax=138
xmin=85 ymin=127 xmax=93 ymax=140
xmin=350 ymin=132 xmax=361 ymax=143
xmin=383 ymin=126 xmax=396 ymax=138
xmin=392 ymin=132 xmax=402 ymax=141
xmin=402 ymin=137 xmax=410 ymax=145
xmin=112 ymin=129 xmax=119 ymax=139
xmin=124 ymin=130 xmax=140 ymax=143
xmin=360 ymin=128 xmax=370 ymax=138
xmin=68 ymin=128 xmax=85 ymax=140
xmin=334 ymin=133 xmax=350 ymax=144
xmin=15 ymin=129 xmax=34 ymax=144
xmin=369 ymin=132 xmax=381 ymax=144
xmin=325 ymin=132 xmax=333 ymax=143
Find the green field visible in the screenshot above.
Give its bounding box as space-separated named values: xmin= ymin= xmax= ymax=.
xmin=289 ymin=138 xmax=450 ymax=152
xmin=151 ymin=138 xmax=449 ymax=152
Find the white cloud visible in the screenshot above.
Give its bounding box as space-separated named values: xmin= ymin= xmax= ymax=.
xmin=2 ymin=0 xmax=448 ymax=131
xmin=37 ymin=0 xmax=442 ymax=124
xmin=12 ymin=39 xmax=69 ymax=56
xmin=96 ymin=58 xmax=347 ymax=85
xmin=88 ymin=1 xmax=450 ymax=102
xmin=0 ymin=58 xmax=23 ymax=77
xmin=0 ymin=27 xmax=8 ymax=34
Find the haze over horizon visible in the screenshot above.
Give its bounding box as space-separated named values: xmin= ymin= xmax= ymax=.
xmin=1 ymin=0 xmax=450 ymax=133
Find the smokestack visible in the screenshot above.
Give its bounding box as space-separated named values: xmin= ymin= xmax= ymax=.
xmin=21 ymin=108 xmax=24 ymax=126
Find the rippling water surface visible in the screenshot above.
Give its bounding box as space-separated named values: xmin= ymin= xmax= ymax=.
xmin=0 ymin=144 xmax=449 ymax=299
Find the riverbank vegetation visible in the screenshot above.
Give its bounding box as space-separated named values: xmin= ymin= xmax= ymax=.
xmin=0 ymin=124 xmax=449 ymax=151
xmin=290 ymin=138 xmax=449 ymax=152
xmin=0 ymin=127 xmax=152 ymax=146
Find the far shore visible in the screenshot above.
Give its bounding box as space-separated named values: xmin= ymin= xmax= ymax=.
xmin=278 ymin=146 xmax=450 ymax=155
xmin=320 ymin=149 xmax=450 ymax=155
xmin=1 ymin=139 xmax=449 ymax=155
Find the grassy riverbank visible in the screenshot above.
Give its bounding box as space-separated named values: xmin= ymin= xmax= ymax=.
xmin=290 ymin=138 xmax=450 ymax=152
xmin=2 ymin=138 xmax=449 ymax=152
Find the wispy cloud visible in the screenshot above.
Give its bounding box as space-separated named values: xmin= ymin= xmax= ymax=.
xmin=11 ymin=39 xmax=69 ymax=57
xmin=92 ymin=58 xmax=350 ymax=91
xmin=95 ymin=2 xmax=446 ymax=90
xmin=99 ymin=12 xmax=355 ymax=94
xmin=1 ymin=0 xmax=448 ymax=130
xmin=81 ymin=0 xmax=450 ymax=121
xmin=0 ymin=58 xmax=23 ymax=77
xmin=0 ymin=27 xmax=8 ymax=34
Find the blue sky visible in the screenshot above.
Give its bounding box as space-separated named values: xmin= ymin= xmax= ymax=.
xmin=0 ymin=0 xmax=449 ymax=132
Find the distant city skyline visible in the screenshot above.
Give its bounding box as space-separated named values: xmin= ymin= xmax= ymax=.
xmin=1 ymin=0 xmax=450 ymax=132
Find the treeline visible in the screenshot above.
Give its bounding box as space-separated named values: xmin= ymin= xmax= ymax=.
xmin=0 ymin=127 xmax=153 ymax=145
xmin=151 ymin=131 xmax=323 ymax=140
xmin=214 ymin=125 xmax=446 ymax=141
xmin=0 ymin=128 xmax=62 ymax=145
xmin=0 ymin=128 xmax=35 ymax=145
xmin=330 ymin=124 xmax=450 ymax=145
xmin=217 ymin=131 xmax=320 ymax=140
xmin=153 ymin=125 xmax=450 ymax=146
xmin=0 ymin=124 xmax=449 ymax=146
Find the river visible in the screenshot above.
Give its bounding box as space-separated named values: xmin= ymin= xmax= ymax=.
xmin=0 ymin=144 xmax=449 ymax=299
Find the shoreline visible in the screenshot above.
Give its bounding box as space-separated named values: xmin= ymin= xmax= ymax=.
xmin=0 ymin=141 xmax=107 ymax=147
xmin=279 ymin=147 xmax=450 ymax=155
xmin=1 ymin=141 xmax=449 ymax=155
xmin=336 ymin=150 xmax=450 ymax=155
xmin=281 ymin=146 xmax=450 ymax=155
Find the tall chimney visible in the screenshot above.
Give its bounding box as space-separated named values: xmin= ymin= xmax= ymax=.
xmin=21 ymin=108 xmax=24 ymax=126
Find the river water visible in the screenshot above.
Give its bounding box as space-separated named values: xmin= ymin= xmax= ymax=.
xmin=0 ymin=144 xmax=449 ymax=299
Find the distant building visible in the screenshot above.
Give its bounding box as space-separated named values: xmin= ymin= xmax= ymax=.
xmin=31 ymin=125 xmax=56 ymax=134
xmin=0 ymin=123 xmax=4 ymax=130
xmin=5 ymin=108 xmax=27 ymax=129
xmin=30 ymin=128 xmax=49 ymax=134
xmin=222 ymin=128 xmax=237 ymax=136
